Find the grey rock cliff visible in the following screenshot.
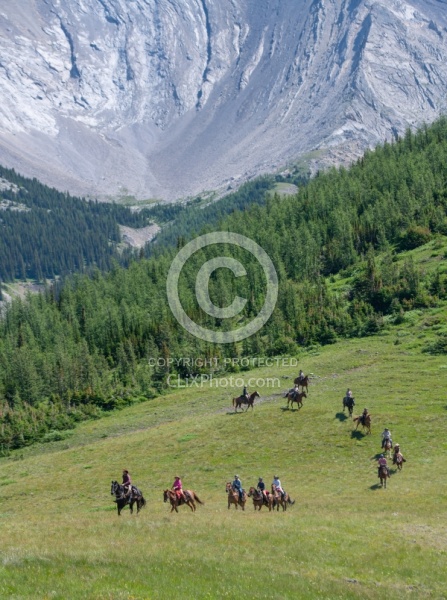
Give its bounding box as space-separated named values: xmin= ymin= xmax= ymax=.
xmin=0 ymin=0 xmax=446 ymax=200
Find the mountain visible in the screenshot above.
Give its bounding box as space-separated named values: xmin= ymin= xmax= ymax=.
xmin=1 ymin=0 xmax=447 ymax=201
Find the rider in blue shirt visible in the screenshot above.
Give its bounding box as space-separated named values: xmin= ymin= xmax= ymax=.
xmin=232 ymin=475 xmax=243 ymax=501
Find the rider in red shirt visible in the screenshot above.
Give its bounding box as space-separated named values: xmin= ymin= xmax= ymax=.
xmin=122 ymin=469 xmax=132 ymax=497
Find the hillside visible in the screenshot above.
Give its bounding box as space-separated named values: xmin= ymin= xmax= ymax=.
xmin=2 ymin=119 xmax=447 ymax=450
xmin=1 ymin=0 xmax=447 ymax=200
xmin=0 ymin=164 xmax=153 ymax=282
xmin=0 ymin=331 xmax=446 ymax=598
xmin=0 ymin=166 xmax=274 ymax=283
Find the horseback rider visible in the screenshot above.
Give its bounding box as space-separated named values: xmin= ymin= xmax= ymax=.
xmin=285 ymin=384 xmax=299 ymax=399
xmin=272 ymin=475 xmax=285 ymax=500
xmin=232 ymin=475 xmax=243 ymax=501
xmin=361 ymin=407 xmax=369 ymax=426
xmin=257 ymin=477 xmax=268 ymax=500
xmin=392 ymin=443 xmax=406 ymax=465
xmin=122 ymin=469 xmax=132 ymax=498
xmin=298 ymin=370 xmax=304 ymax=383
xmin=172 ymin=476 xmax=186 ymax=503
xmin=346 ymin=388 xmax=353 ymax=399
xmin=381 ymin=428 xmax=392 ymax=448
xmin=377 ymin=454 xmax=390 ymax=478
xmin=243 ymin=385 xmax=249 ymax=401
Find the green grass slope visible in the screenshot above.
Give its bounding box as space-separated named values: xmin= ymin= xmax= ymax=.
xmin=1 ymin=330 xmax=446 ymax=599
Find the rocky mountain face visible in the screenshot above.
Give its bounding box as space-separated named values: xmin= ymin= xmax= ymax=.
xmin=1 ymin=0 xmax=447 ymax=201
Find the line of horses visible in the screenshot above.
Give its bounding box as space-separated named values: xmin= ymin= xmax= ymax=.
xmin=226 ymin=482 xmax=295 ymax=512
xmin=232 ymin=375 xmax=311 ymax=413
xmin=111 ymin=481 xmax=296 ymax=515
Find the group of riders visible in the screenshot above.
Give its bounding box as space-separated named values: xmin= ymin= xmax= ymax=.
xmin=377 ymin=428 xmax=407 ymax=477
xmin=119 ymin=382 xmax=407 ymax=504
xmin=231 ymin=474 xmax=287 ymax=501
xmin=285 ymin=370 xmax=306 ymax=400
xmin=343 ymin=390 xmax=407 ymax=478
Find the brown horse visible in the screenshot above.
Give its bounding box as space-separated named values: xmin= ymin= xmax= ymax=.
xmin=285 ymin=390 xmax=307 ymax=410
xmin=248 ymin=487 xmax=275 ymax=511
xmin=271 ymin=484 xmax=295 ymax=511
xmin=163 ymin=489 xmax=204 ymax=513
xmin=383 ymin=438 xmax=392 ymax=458
xmin=392 ymin=451 xmax=406 ymax=471
xmin=226 ymin=482 xmax=247 ymax=510
xmin=294 ymin=375 xmax=310 ymax=393
xmin=232 ymin=391 xmax=260 ymax=412
xmin=378 ymin=464 xmax=389 ymax=488
xmin=353 ymin=414 xmax=371 ymax=434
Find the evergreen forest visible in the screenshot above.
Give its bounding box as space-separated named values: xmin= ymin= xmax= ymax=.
xmin=2 ymin=117 xmax=447 ymax=450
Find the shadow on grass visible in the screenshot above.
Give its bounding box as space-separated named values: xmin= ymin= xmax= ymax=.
xmin=350 ymin=430 xmax=365 ymax=440
xmin=369 ymin=483 xmax=385 ymax=490
xmin=280 ymin=406 xmax=300 ymax=412
xmin=335 ymin=412 xmax=348 ymax=422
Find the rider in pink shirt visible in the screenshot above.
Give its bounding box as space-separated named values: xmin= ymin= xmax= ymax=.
xmin=377 ymin=455 xmax=389 ymax=477
xmin=172 ymin=476 xmax=186 ymax=503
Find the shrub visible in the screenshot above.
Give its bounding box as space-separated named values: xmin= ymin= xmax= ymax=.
xmin=399 ymin=226 xmax=432 ymax=250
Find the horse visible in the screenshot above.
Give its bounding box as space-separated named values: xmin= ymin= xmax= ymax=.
xmin=271 ymin=484 xmax=295 ymax=512
xmin=163 ymin=489 xmax=204 ymax=513
xmin=248 ymin=487 xmax=275 ymax=511
xmin=383 ymin=438 xmax=392 ymax=458
xmin=232 ymin=391 xmax=260 ymax=412
xmin=353 ymin=414 xmax=371 ymax=435
xmin=226 ymin=482 xmax=247 ymax=510
xmin=285 ymin=390 xmax=307 ymax=410
xmin=378 ymin=464 xmax=389 ymax=488
xmin=294 ymin=375 xmax=310 ymax=393
xmin=110 ymin=481 xmax=146 ymax=516
xmin=342 ymin=396 xmax=355 ymax=416
xmin=392 ymin=451 xmax=406 ymax=471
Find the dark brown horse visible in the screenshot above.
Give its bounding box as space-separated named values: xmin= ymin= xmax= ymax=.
xmin=271 ymin=484 xmax=295 ymax=511
xmin=285 ymin=390 xmax=307 ymax=410
xmin=226 ymin=482 xmax=247 ymax=510
xmin=111 ymin=481 xmax=146 ymax=516
xmin=342 ymin=395 xmax=355 ymax=416
xmin=248 ymin=487 xmax=275 ymax=511
xmin=163 ymin=489 xmax=204 ymax=513
xmin=294 ymin=375 xmax=310 ymax=393
xmin=353 ymin=414 xmax=371 ymax=434
xmin=232 ymin=391 xmax=260 ymax=412
xmin=378 ymin=464 xmax=389 ymax=488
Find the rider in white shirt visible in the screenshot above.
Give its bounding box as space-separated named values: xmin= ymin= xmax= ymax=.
xmin=381 ymin=428 xmax=392 ymax=448
xmin=272 ymin=475 xmax=285 ymax=499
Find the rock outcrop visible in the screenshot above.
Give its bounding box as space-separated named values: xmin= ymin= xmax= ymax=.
xmin=0 ymin=0 xmax=446 ymax=200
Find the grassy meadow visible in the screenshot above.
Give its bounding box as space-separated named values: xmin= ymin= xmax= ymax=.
xmin=1 ymin=320 xmax=447 ymax=599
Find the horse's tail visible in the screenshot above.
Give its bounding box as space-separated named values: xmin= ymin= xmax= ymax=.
xmin=140 ymin=495 xmax=147 ymax=508
xmin=193 ymin=493 xmax=204 ymax=505
xmin=287 ymin=497 xmax=295 ymax=505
